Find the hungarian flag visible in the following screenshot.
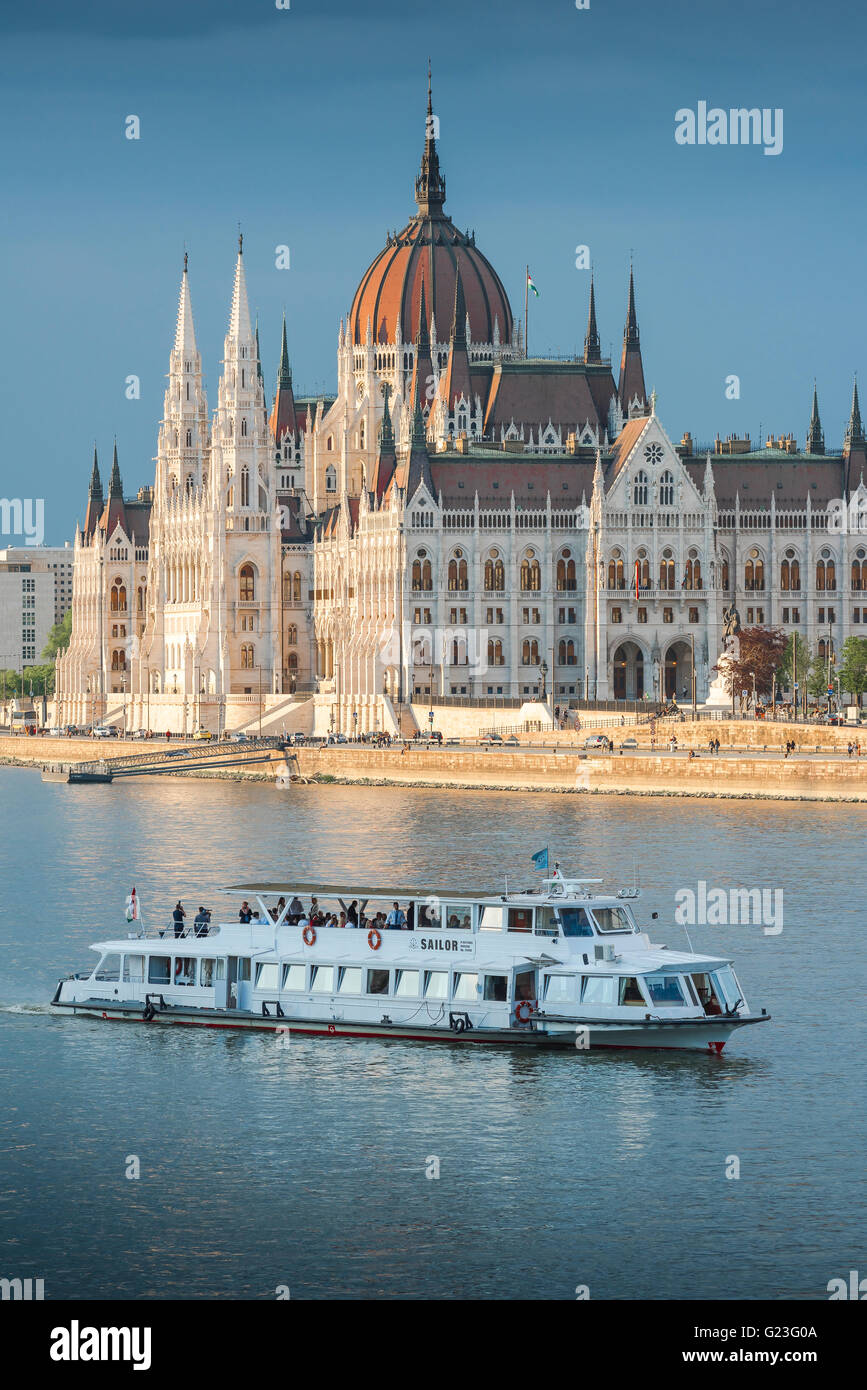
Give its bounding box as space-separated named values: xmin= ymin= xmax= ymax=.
xmin=125 ymin=887 xmax=140 ymax=922
xmin=527 ymin=270 xmax=539 ymax=297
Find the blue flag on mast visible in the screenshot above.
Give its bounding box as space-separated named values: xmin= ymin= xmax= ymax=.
xmin=531 ymin=848 xmax=549 ymax=872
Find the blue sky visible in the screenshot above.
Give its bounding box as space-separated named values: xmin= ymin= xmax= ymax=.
xmin=2 ymin=0 xmax=865 ymax=543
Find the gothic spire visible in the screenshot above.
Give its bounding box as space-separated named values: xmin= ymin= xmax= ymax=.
xmin=583 ymin=274 xmax=601 ymax=363
xmin=84 ymin=445 xmax=104 ymax=536
xmin=846 ymin=375 xmax=864 ymax=444
xmin=618 ymin=263 xmax=647 ymax=416
xmin=806 ymin=381 xmax=825 ymax=454
xmin=228 ymin=238 xmax=253 ymax=341
xmin=414 ymin=62 xmax=446 ymax=218
xmin=277 ymin=312 xmax=292 ymax=390
xmin=174 ymin=252 xmax=198 ymax=357
xmin=109 ymin=439 xmax=123 ymax=495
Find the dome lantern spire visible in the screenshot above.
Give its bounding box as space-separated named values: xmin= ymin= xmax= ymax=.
xmin=414 ymin=61 xmax=446 ymax=219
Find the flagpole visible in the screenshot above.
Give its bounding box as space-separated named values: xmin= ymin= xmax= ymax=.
xmin=525 ymin=263 xmax=529 ymax=358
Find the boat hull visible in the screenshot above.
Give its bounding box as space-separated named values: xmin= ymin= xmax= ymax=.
xmin=49 ymin=997 xmax=769 ymax=1052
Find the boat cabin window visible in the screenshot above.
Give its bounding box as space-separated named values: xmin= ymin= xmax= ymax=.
xmin=200 ymin=959 xmax=216 ymax=988
xmin=338 ymin=967 xmax=363 ymax=994
xmin=311 ymin=965 xmax=335 ymax=994
xmin=691 ymin=973 xmax=724 ymax=1015
xmin=417 ymin=902 xmax=442 ymax=929
xmin=395 ymin=970 xmax=420 ymax=998
xmin=424 ymin=970 xmax=448 ymax=999
xmin=95 ymin=953 xmax=121 ymax=982
xmin=507 ymin=907 xmax=533 ymax=933
xmin=215 ymin=959 xmax=226 ymax=981
xmin=282 ymin=963 xmax=306 ymax=991
xmin=535 ymin=907 xmax=559 ymax=937
xmin=581 ymin=975 xmax=616 ymax=1005
xmin=544 ymin=974 xmax=577 ymax=1004
xmin=618 ymin=976 xmax=645 ymax=1006
xmin=712 ymin=967 xmax=741 ymax=1011
xmin=591 ymin=906 xmax=635 ymax=934
xmin=174 ymin=957 xmax=196 ymax=986
xmin=443 ymin=905 xmax=472 ymax=931
xmin=645 ymin=973 xmax=686 ymax=1006
xmin=452 ymin=972 xmax=479 ymax=1002
xmin=148 ymin=955 xmax=171 ymax=985
xmin=237 ymin=958 xmax=251 ymax=982
xmin=123 ymin=954 xmax=145 ymax=983
xmin=514 ymin=970 xmax=536 ymax=1001
xmin=483 ymin=974 xmax=508 ymax=1002
xmin=366 ymin=968 xmax=390 ymax=996
xmin=255 ymin=963 xmax=279 ymax=991
xmin=558 ymin=908 xmax=594 ymax=938
xmin=478 ymin=905 xmax=504 ymax=932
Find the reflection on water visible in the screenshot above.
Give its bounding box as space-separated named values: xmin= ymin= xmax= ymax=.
xmin=0 ymin=767 xmax=864 ymax=1300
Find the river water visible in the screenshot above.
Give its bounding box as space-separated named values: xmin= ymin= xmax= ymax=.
xmin=0 ymin=767 xmax=863 ymax=1300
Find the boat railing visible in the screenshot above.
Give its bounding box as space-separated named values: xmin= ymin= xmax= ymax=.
xmin=124 ymin=922 xmax=222 ymax=941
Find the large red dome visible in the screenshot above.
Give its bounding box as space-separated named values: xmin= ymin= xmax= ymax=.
xmin=349 ymin=75 xmax=514 ymax=348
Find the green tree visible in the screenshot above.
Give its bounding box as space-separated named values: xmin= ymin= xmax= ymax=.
xmin=22 ymin=664 xmax=56 ymax=697
xmin=807 ymin=654 xmax=830 ymax=700
xmin=837 ymin=636 xmax=867 ymax=701
xmin=776 ymin=633 xmax=810 ymax=690
xmin=0 ymin=669 xmax=22 ymax=699
xmin=42 ymin=609 xmax=72 ymax=661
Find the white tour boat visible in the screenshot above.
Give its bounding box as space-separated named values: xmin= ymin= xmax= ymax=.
xmin=51 ymin=870 xmax=770 ymax=1053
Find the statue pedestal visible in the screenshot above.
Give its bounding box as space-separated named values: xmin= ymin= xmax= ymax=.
xmin=704 ymin=652 xmax=734 ymax=709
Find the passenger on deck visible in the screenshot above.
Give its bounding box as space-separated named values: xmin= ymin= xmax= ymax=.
xmin=347 ymin=900 xmax=359 ymax=926
xmin=172 ymin=902 xmax=186 ymax=938
xmin=238 ymin=901 xmax=253 ymax=923
xmin=194 ymin=907 xmax=209 ymax=936
xmin=338 ymin=912 xmax=348 ymax=928
xmin=386 ymin=902 xmax=406 ymax=929
xmin=288 ymin=895 xmax=303 ymax=923
xmin=276 ymin=897 xmax=287 ymax=920
xmin=405 ymin=902 xmax=414 ymax=930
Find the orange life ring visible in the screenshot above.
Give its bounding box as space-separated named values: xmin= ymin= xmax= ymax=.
xmin=515 ymin=999 xmax=535 ymax=1023
xmin=368 ymin=927 xmax=382 ymax=951
xmin=302 ymin=924 xmax=317 ymax=946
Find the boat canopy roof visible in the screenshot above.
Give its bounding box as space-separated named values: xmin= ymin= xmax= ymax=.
xmin=226 ymin=881 xmax=508 ymax=901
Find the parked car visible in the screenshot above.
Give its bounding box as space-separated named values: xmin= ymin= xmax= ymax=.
xmin=621 ymin=737 xmax=639 ymax=749
xmin=584 ymin=734 xmax=610 ymax=750
xmin=130 ymin=729 xmax=150 ymax=740
xmin=229 ymin=731 xmax=249 ymax=743
xmin=505 ymin=735 xmax=520 ymax=746
xmin=193 ymin=728 xmax=212 ymax=741
xmin=482 ymin=733 xmax=503 ymax=745
xmin=93 ymin=725 xmax=119 ymax=739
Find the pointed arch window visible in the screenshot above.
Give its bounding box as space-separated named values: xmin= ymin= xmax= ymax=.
xmin=633 ymin=470 xmax=649 ymax=506
xmin=287 ymin=624 xmax=297 ymax=644
xmin=745 ymin=550 xmax=765 ymax=591
xmin=852 ymin=551 xmax=867 ymax=590
xmin=241 ymin=643 xmax=254 ymax=670
xmin=484 ymin=551 xmax=504 ymax=591
xmin=110 ymin=581 xmax=127 ymax=613
xmin=781 ymin=550 xmax=800 ymax=592
xmin=520 ymin=552 xmax=541 ymax=591
xmin=684 ymin=552 xmax=702 ymax=590
xmin=608 ymin=551 xmax=625 ymax=590
xmin=448 ymin=550 xmax=468 ymax=591
xmin=240 ymin=417 xmax=248 ymax=438
xmin=487 ymin=637 xmax=504 ymax=667
xmin=241 ymin=467 xmax=250 ymax=507
xmin=185 ymin=429 xmax=192 ymax=447
xmin=556 ymin=550 xmax=576 ymax=591
xmin=558 ymin=639 xmax=577 ymax=666
xmin=659 ymin=549 xmax=675 ymax=591
xmin=325 ymin=465 xmax=337 ymax=492
xmin=239 ymin=564 xmax=255 ymax=602
xmin=659 ymin=471 xmax=675 ymax=506
xmin=521 ymin=638 xmax=540 ymax=666
xmin=293 ymin=572 xmax=302 ymax=602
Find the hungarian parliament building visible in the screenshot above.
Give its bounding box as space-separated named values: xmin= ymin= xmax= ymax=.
xmin=56 ymin=77 xmax=867 ymax=734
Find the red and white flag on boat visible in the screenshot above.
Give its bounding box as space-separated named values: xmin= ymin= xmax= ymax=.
xmin=125 ymin=886 xmax=140 ymax=922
